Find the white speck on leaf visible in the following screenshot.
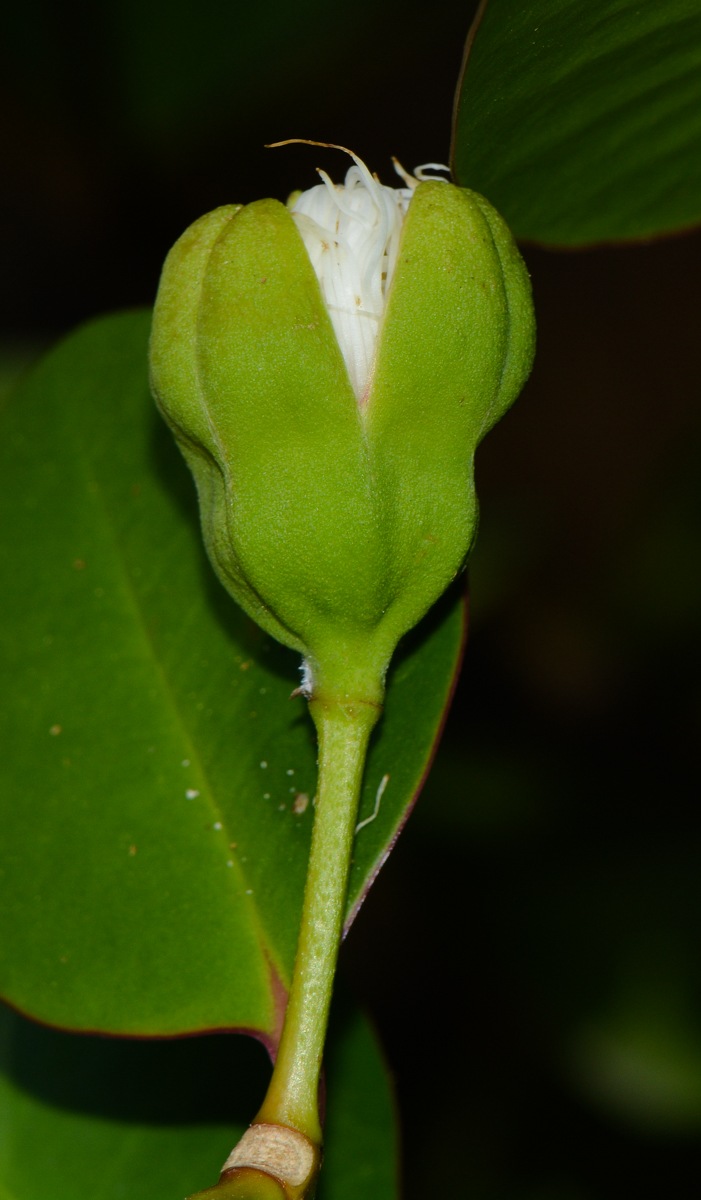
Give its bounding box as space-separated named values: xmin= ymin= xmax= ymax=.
xmin=186 ymin=789 xmax=200 ymax=799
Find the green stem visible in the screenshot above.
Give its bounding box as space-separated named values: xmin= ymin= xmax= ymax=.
xmin=255 ymin=695 xmax=381 ymax=1143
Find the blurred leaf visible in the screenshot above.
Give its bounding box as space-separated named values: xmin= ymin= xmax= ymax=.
xmin=414 ymin=745 xmax=548 ymax=840
xmin=0 ymin=989 xmax=397 ymax=1200
xmin=317 ymin=989 xmax=398 ymax=1200
xmin=571 ymin=1016 xmax=701 ymax=1134
xmin=0 ymin=341 xmax=48 ymax=413
xmin=0 ymin=310 xmax=463 ymax=1036
xmin=109 ymin=0 xmax=331 ymax=142
xmin=564 ymin=854 xmax=701 ymax=1133
xmin=614 ymin=437 xmax=701 ymax=639
xmin=453 ymin=0 xmax=701 ymax=244
xmin=505 ymin=842 xmax=701 ymax=1133
xmin=1 ymin=0 xmax=407 ymax=148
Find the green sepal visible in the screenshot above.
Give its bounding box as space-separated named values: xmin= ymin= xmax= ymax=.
xmin=150 ymin=183 xmax=534 ymax=701
xmin=364 ymin=181 xmax=535 ymax=658
xmin=151 ymin=199 xmax=382 ymax=679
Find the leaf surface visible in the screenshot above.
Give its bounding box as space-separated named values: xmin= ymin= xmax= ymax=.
xmin=0 ymin=992 xmax=397 ymax=1200
xmin=317 ymin=990 xmax=398 ymax=1200
xmin=0 ymin=310 xmax=463 ymax=1036
xmin=453 ymin=0 xmax=701 ymax=245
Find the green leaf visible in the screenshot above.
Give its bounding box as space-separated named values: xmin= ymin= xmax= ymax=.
xmin=0 ymin=309 xmax=463 ymax=1036
xmin=452 ymin=0 xmax=701 ymax=245
xmin=0 ymin=990 xmax=398 ymax=1200
xmin=317 ymin=989 xmax=398 ymax=1200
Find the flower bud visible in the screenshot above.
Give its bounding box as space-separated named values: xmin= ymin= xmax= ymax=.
xmin=149 ymin=148 xmax=535 ymax=704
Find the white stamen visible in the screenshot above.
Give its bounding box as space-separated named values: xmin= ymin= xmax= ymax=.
xmin=391 ymin=157 xmax=419 ymax=189
xmin=413 ymin=163 xmax=451 ymax=182
xmin=291 ymin=150 xmax=416 ymax=403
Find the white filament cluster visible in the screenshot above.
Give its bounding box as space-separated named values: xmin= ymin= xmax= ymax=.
xmin=290 ymin=151 xmax=449 ymax=404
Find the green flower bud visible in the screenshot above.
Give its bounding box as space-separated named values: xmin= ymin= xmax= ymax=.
xmin=149 ymin=147 xmax=534 ymax=705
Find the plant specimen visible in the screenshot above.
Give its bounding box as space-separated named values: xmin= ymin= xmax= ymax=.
xmin=149 ymin=141 xmax=534 ymax=1196
xmin=0 ymin=3 xmax=699 ymax=1198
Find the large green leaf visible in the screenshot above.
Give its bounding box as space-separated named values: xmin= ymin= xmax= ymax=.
xmin=0 ymin=990 xmax=397 ymax=1200
xmin=0 ymin=309 xmax=463 ymax=1037
xmin=452 ymin=0 xmax=701 ymax=245
xmin=316 ymin=990 xmax=397 ymax=1200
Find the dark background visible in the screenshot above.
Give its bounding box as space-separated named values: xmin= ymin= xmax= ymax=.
xmin=2 ymin=2 xmax=701 ymax=1197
